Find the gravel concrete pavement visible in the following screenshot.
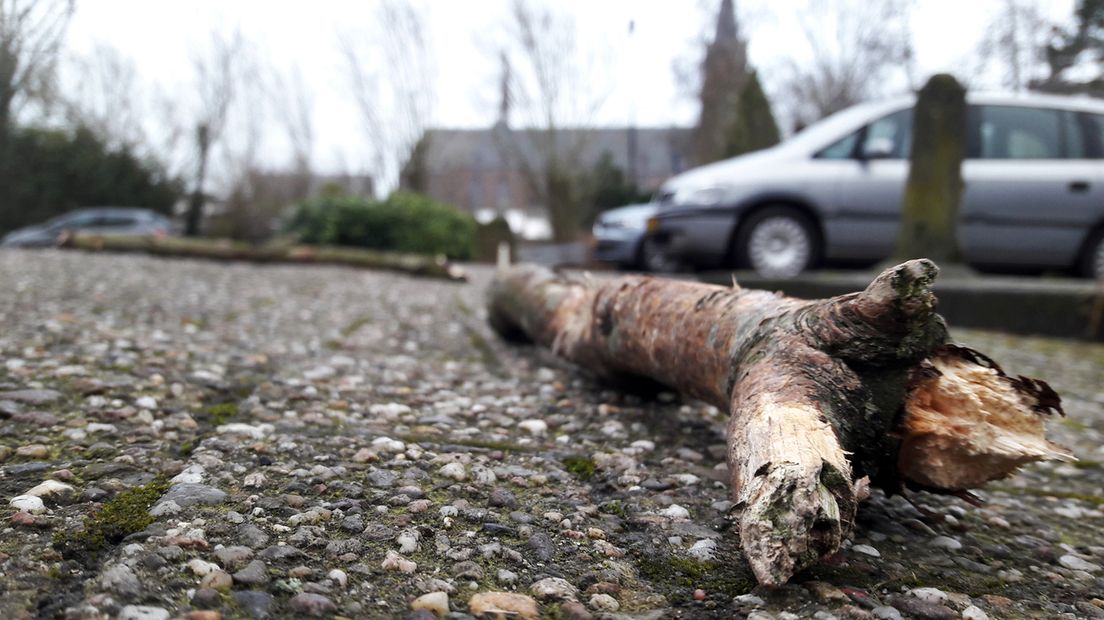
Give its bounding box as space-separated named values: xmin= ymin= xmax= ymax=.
xmin=1 ymin=250 xmax=1102 ymax=619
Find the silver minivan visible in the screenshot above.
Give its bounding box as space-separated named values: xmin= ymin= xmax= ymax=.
xmin=648 ymin=92 xmax=1104 ymax=278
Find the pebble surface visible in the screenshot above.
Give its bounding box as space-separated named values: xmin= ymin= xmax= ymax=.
xmin=0 ymin=250 xmax=1102 ymax=619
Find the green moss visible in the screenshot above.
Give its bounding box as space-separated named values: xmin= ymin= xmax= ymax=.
xmin=541 ymin=605 xmax=567 ymax=620
xmin=341 ymin=315 xmax=374 ymax=337
xmin=202 ymin=402 xmax=240 ymax=426
xmin=454 ymin=295 xmax=473 ymax=317
xmin=465 ymin=326 xmax=500 ymax=368
xmin=562 ymin=455 xmax=597 ymax=481
xmin=601 ymin=500 xmax=625 ymax=517
xmin=179 ymin=441 xmax=195 ymax=457
xmin=636 ymin=555 xmax=755 ymax=599
xmin=53 ymin=476 xmax=170 ymax=560
xmin=1059 ymin=418 xmax=1089 ymax=431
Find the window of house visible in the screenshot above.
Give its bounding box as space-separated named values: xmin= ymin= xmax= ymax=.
xmin=496 ymin=176 xmax=510 ymax=210
xmin=468 ymin=175 xmax=482 ymax=210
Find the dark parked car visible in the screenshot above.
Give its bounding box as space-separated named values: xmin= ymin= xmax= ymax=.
xmin=646 ymin=92 xmax=1104 ymax=278
xmin=1 ymin=208 xmax=173 ymax=248
xmin=592 ymin=203 xmax=661 ymax=270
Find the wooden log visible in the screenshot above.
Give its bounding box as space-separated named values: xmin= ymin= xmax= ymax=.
xmin=487 ymin=260 xmax=1071 ymax=585
xmin=57 ymin=233 xmax=466 ymax=281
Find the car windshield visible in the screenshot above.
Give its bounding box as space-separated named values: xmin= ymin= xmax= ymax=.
xmin=44 ymin=213 xmax=85 ymax=230
xmin=783 ymin=100 xmax=910 ymax=153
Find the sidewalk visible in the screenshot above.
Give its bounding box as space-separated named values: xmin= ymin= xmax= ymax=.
xmin=699 ymin=268 xmax=1104 ymax=341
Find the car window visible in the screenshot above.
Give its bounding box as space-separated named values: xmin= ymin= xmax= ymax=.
xmin=976 ymin=105 xmax=1062 ymax=159
xmin=815 ymin=131 xmax=859 ymax=159
xmin=861 ymin=108 xmax=913 ymax=158
xmin=1081 ymin=113 xmax=1104 ymax=159
xmin=49 ymin=213 xmax=96 ymax=230
xmin=1064 ymin=112 xmax=1087 ymax=158
xmin=94 ymin=215 xmax=139 ymax=228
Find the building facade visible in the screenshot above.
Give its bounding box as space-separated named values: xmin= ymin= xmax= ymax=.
xmin=417 ymin=124 xmax=691 ymax=238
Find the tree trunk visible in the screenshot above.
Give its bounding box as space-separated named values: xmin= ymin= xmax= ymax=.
xmin=185 ymin=124 xmax=211 ymax=238
xmin=895 ymin=74 xmax=966 ymax=263
xmin=545 ymin=163 xmax=579 ymax=243
xmin=59 ymin=233 xmax=466 ymax=281
xmin=487 ymin=260 xmax=1070 ymax=585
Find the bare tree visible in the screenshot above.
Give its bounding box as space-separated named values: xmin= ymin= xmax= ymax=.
xmin=499 ymin=0 xmax=610 ymax=242
xmin=62 ymin=43 xmax=148 ymax=150
xmin=1034 ymin=0 xmax=1104 ymax=96
xmin=216 ymin=56 xmax=319 ymax=243
xmin=268 ymin=64 xmax=314 ymax=203
xmin=777 ymin=0 xmax=914 ymax=128
xmin=972 ymin=0 xmax=1052 ymax=91
xmin=184 ymin=29 xmax=247 ymax=236
xmin=339 ymin=0 xmax=434 ymax=196
xmin=209 ymin=36 xmax=296 ymax=243
xmin=0 ymin=0 xmax=73 ymax=143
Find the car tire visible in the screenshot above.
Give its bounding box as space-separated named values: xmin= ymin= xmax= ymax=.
xmin=638 ymin=236 xmax=682 ymax=273
xmin=1079 ymin=227 xmax=1104 ymax=280
xmin=733 ymin=206 xmax=819 ymax=278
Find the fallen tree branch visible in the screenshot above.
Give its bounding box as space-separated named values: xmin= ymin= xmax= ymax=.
xmin=487 ymin=260 xmax=1071 ymax=585
xmin=58 ymin=233 xmax=466 ymax=281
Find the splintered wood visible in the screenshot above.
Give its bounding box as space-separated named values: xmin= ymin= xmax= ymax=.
xmin=487 ymin=259 xmax=1071 ymax=586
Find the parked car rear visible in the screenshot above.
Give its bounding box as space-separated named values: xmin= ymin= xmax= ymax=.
xmin=647 ymin=92 xmax=1104 ymax=278
xmin=1 ymin=208 xmax=173 ymax=248
xmin=592 ymin=203 xmax=660 ymax=270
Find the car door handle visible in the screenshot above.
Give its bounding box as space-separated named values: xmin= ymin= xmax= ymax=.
xmin=1069 ymin=180 xmax=1091 ymax=193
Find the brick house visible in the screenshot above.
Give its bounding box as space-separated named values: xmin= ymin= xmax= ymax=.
xmin=416 ymin=123 xmax=691 ymax=238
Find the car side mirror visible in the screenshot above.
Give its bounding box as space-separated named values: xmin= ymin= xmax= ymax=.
xmin=861 ymin=137 xmax=895 ymax=160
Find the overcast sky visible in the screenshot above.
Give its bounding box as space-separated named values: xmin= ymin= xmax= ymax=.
xmin=62 ymin=0 xmax=1076 ymax=179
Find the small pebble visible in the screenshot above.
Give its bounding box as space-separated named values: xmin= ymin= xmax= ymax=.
xmin=411 ymin=591 xmax=449 ymax=617
xmin=852 ymin=544 xmax=881 ymax=558
xmin=930 ymin=536 xmax=962 ymax=551
xmin=9 ymin=495 xmax=45 ymax=514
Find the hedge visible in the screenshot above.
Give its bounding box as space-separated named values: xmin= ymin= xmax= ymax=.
xmin=286 ymin=192 xmax=476 ymax=260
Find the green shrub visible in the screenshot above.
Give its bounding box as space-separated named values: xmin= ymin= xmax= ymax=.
xmin=0 ymin=125 xmax=182 ymax=235
xmin=286 ymin=192 xmax=475 ymax=260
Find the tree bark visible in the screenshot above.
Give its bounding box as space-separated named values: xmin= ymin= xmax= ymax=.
xmin=895 ymin=74 xmax=966 ymax=263
xmin=487 ymin=260 xmax=1070 ymax=585
xmin=59 ymin=233 xmax=466 ymax=281
xmin=184 ymin=124 xmax=211 ymax=238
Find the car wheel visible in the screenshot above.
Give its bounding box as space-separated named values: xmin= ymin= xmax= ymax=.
xmin=638 ymin=237 xmax=682 ymax=273
xmin=1080 ymin=228 xmax=1104 ymax=280
xmin=734 ymin=206 xmax=819 ymax=278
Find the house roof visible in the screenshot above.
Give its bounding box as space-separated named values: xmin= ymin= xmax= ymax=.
xmin=422 ymin=125 xmax=693 ymax=187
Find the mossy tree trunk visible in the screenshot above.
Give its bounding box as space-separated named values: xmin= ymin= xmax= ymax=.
xmin=545 ymin=163 xmax=580 ymax=243
xmin=488 ymin=260 xmax=1070 ymax=585
xmin=895 ymin=74 xmax=967 ymax=263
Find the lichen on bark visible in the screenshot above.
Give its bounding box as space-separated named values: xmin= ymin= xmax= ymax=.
xmin=895 ymin=73 xmax=967 ymax=263
xmin=487 ymin=259 xmax=1070 ymax=585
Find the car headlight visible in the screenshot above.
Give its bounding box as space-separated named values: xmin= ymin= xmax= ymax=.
xmin=673 ymin=187 xmax=725 ymax=207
